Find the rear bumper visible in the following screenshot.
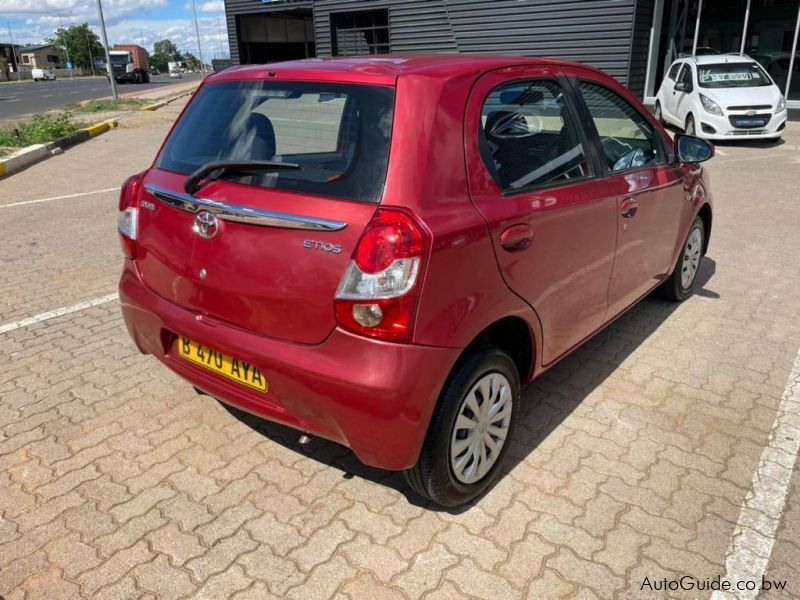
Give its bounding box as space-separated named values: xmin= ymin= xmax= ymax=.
xmin=119 ymin=263 xmax=460 ymax=470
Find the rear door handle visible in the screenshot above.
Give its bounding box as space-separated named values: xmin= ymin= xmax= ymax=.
xmin=500 ymin=224 xmax=533 ymax=252
xmin=620 ymin=197 xmax=639 ymax=219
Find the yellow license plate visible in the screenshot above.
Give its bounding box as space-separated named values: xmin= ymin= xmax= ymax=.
xmin=177 ymin=336 xmax=268 ymax=393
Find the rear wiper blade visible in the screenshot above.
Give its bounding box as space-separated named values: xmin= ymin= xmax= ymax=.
xmin=184 ymin=160 xmax=300 ymax=195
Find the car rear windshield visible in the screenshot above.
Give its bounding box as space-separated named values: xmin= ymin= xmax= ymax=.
xmin=697 ymin=62 xmax=772 ymax=88
xmin=156 ymin=80 xmax=395 ymax=203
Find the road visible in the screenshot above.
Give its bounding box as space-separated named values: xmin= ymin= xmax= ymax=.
xmin=0 ymin=73 xmax=204 ymax=120
xmin=0 ymin=104 xmax=800 ymax=598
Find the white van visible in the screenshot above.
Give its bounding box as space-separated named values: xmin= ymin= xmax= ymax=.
xmin=32 ymin=68 xmax=56 ymax=81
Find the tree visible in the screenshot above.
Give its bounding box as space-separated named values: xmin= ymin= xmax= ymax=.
xmin=47 ymin=23 xmax=104 ymax=70
xmin=149 ymin=53 xmax=170 ymax=73
xmin=183 ymin=52 xmax=200 ymax=71
xmin=153 ymin=39 xmax=181 ymax=60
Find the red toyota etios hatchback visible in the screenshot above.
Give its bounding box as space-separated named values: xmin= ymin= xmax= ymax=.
xmin=119 ymin=55 xmax=714 ymax=507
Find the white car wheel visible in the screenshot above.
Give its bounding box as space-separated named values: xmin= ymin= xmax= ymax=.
xmin=654 ymin=101 xmax=664 ymax=125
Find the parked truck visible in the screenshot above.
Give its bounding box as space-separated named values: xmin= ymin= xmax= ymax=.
xmin=109 ymin=45 xmax=150 ymax=84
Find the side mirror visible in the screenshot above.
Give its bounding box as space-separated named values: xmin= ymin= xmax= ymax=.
xmin=675 ymin=134 xmax=714 ymax=163
xmin=674 ymin=81 xmax=692 ymax=93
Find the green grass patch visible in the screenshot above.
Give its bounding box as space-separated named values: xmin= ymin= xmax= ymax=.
xmin=0 ymin=113 xmax=88 ymax=148
xmin=69 ymin=98 xmax=149 ymax=112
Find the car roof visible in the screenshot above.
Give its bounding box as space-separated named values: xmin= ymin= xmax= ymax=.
xmin=207 ymin=54 xmax=599 ymax=86
xmin=677 ymin=54 xmax=757 ymax=66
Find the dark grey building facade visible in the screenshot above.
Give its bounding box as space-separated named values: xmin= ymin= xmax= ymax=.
xmin=224 ymin=0 xmax=654 ymax=96
xmin=223 ymin=0 xmax=800 ymax=105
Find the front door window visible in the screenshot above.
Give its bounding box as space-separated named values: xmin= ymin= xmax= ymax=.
xmin=579 ymin=82 xmax=667 ymax=173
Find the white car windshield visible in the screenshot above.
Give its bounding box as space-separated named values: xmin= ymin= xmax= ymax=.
xmin=697 ymin=62 xmax=772 ymax=88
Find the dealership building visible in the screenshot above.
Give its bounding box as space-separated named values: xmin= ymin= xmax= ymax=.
xmin=223 ymin=0 xmax=800 ymax=107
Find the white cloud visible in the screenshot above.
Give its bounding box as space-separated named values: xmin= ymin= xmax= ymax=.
xmin=199 ymin=1 xmax=223 ymax=12
xmin=3 ymin=1 xmax=230 ymax=60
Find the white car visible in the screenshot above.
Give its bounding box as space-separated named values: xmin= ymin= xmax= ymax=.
xmin=655 ymin=54 xmax=787 ymax=141
xmin=31 ymin=68 xmax=56 ymax=81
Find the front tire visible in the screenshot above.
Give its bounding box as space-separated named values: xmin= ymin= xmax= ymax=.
xmin=685 ymin=113 xmax=696 ymax=136
xmin=654 ymin=101 xmax=665 ymax=125
xmin=404 ymin=348 xmax=520 ymax=507
xmin=658 ymin=216 xmax=705 ymax=301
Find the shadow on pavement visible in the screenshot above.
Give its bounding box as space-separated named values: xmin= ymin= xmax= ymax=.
xmin=221 ymin=257 xmax=718 ymax=511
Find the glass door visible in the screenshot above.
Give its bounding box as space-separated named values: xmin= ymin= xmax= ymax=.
xmin=745 ymin=0 xmax=800 ymax=102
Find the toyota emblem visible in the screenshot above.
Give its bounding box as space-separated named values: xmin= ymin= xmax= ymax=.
xmin=193 ymin=210 xmax=219 ymax=239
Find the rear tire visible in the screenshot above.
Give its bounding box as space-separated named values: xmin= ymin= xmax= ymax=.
xmin=658 ymin=216 xmax=705 ymax=301
xmin=404 ymin=348 xmax=520 ymax=507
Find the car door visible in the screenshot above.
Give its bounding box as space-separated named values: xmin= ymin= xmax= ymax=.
xmin=673 ymin=63 xmax=695 ymax=126
xmin=661 ymin=62 xmax=683 ymax=121
xmin=569 ymin=70 xmax=686 ymax=320
xmin=464 ymin=65 xmax=618 ymax=366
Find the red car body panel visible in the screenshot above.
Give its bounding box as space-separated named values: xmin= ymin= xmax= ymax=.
xmin=119 ymin=55 xmax=712 ymax=471
xmin=120 ymin=262 xmax=461 ymax=469
xmin=136 ymin=169 xmax=378 ymax=344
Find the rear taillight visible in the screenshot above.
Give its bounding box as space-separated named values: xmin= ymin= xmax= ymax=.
xmin=335 ymin=208 xmax=430 ymax=341
xmin=118 ymin=172 xmax=144 ymax=259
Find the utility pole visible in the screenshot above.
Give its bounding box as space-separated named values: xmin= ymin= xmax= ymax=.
xmin=216 ymin=12 xmax=225 ymax=60
xmin=95 ymin=0 xmax=118 ymax=100
xmin=86 ymin=27 xmax=96 ymax=76
xmin=191 ymin=0 xmax=205 ymax=73
xmin=57 ymin=11 xmax=74 ymax=79
xmin=7 ymin=23 xmax=20 ymax=81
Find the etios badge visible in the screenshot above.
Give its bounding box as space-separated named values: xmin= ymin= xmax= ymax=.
xmin=194 ymin=210 xmax=219 ymax=239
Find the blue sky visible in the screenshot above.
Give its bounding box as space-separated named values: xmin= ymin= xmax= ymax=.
xmin=1 ymin=0 xmax=230 ymax=60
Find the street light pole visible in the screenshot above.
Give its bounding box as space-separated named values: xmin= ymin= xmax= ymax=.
xmin=57 ymin=11 xmax=74 ymax=79
xmin=95 ymin=0 xmax=118 ymax=100
xmin=86 ymin=28 xmax=96 ymax=76
xmin=191 ymin=0 xmax=205 ymax=73
xmin=7 ymin=22 xmax=20 ymax=81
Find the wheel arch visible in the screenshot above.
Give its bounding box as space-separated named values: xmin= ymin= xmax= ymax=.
xmin=452 ymin=316 xmax=536 ymax=385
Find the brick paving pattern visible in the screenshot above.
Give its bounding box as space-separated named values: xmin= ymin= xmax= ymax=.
xmin=1 ymin=101 xmax=800 ymax=598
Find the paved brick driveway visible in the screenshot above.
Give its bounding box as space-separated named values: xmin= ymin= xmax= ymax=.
xmin=1 ymin=103 xmax=799 ymax=599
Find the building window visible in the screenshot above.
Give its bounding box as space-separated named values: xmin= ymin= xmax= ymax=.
xmin=22 ymin=55 xmax=30 ymax=64
xmin=330 ymin=9 xmax=389 ymax=56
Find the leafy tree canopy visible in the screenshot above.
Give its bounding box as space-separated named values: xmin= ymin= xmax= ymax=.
xmin=153 ymin=39 xmax=182 ymax=60
xmin=46 ymin=23 xmax=104 ymax=70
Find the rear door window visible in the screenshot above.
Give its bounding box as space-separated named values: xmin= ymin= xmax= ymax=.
xmin=479 ymin=79 xmax=591 ymax=192
xmin=156 ymin=80 xmax=395 ymax=203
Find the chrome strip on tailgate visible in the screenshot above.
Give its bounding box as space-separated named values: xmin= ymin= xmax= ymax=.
xmin=143 ymin=183 xmax=348 ymax=232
